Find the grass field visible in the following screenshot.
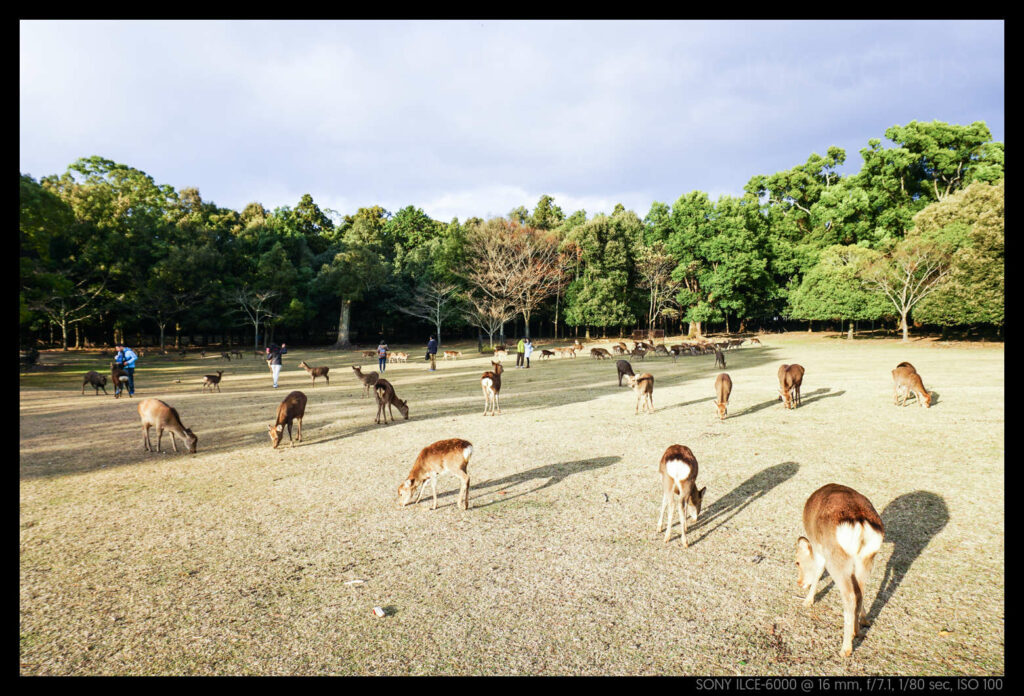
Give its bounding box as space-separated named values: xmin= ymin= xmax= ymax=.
xmin=19 ymin=333 xmax=1004 ymax=675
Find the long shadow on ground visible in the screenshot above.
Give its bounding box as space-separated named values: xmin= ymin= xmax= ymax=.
xmin=417 ymin=456 xmax=620 ymax=509
xmin=680 ymin=461 xmax=801 ymax=546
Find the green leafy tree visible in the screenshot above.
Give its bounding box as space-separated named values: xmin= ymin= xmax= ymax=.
xmin=788 ymin=245 xmax=888 ymax=338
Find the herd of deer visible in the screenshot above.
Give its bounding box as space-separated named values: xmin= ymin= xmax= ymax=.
xmin=79 ymin=337 xmax=935 ymax=658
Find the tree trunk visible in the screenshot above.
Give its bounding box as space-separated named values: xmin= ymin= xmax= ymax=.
xmin=175 ymin=322 xmax=181 ymax=349
xmin=333 ymin=299 xmax=352 ymax=348
xmin=159 ymin=323 xmax=167 ymax=353
xmin=74 ymin=324 xmax=81 ymax=349
xmin=901 ymin=311 xmax=910 ymax=341
xmin=522 ymin=312 xmax=530 ymax=339
xmin=687 ymin=321 xmax=702 ymax=338
xmin=738 ymin=318 xmax=746 ymax=333
xmin=61 ymin=320 xmax=69 ymax=351
xmin=847 ymin=320 xmax=854 ymax=340
xmin=477 ymin=329 xmax=483 ymax=353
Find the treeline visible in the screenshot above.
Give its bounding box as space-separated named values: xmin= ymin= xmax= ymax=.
xmin=19 ymin=120 xmax=1004 ymax=352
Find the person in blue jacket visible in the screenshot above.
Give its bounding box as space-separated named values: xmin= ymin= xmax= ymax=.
xmin=115 ymin=344 xmax=139 ymax=396
xmin=426 ymin=335 xmax=437 ymax=372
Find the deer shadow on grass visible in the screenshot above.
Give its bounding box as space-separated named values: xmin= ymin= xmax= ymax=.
xmin=733 ymin=388 xmax=841 ymax=418
xmin=865 ymin=491 xmax=949 ymax=626
xmin=681 ymin=462 xmax=800 ymax=546
xmin=412 ymin=456 xmax=621 ymax=509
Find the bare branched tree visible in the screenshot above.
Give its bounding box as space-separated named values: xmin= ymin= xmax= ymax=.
xmin=232 ymin=288 xmax=280 ymax=354
xmin=636 ymin=242 xmax=680 ymax=333
xmin=396 ymin=281 xmax=462 ymax=348
xmin=862 ymin=238 xmax=953 ymax=341
xmin=462 ymin=290 xmax=517 ymax=348
xmin=27 ymin=276 xmax=107 ymax=351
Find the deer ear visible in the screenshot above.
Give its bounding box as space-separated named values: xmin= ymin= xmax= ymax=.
xmin=267 ymin=425 xmax=273 ymax=432
xmin=796 ymin=536 xmax=812 ymax=553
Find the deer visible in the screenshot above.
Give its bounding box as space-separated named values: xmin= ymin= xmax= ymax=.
xmin=714 ymin=373 xmax=732 ymax=420
xmin=443 ymin=350 xmax=461 ymax=360
xmin=480 ymin=361 xmax=504 ymax=416
xmin=493 ymin=347 xmax=508 ymax=361
xmin=778 ymin=364 xmax=805 ymax=409
xmin=138 ymin=398 xmax=198 ymax=454
xmin=201 ymin=370 xmax=224 ymax=393
xmin=713 ymin=344 xmax=727 ymax=369
xmin=654 ymin=344 xmax=669 ymax=357
xmin=111 ymin=362 xmax=132 ymax=399
xmin=611 ymin=344 xmax=626 ymax=356
xmin=268 ymin=390 xmax=307 ymax=448
xmin=573 ymin=340 xmax=584 ymax=353
xmin=82 ymin=371 xmax=108 ymax=395
xmin=747 ymin=337 xmax=762 ymax=346
xmin=298 ymin=361 xmax=330 ymax=387
xmin=373 ymin=378 xmax=409 ymax=424
xmin=590 ymin=347 xmax=612 ymax=360
xmin=351 ymin=365 xmax=379 ymax=397
xmin=540 ymin=349 xmax=554 ymax=360
xmin=616 ymin=359 xmax=635 ymax=387
xmin=220 ymin=352 xmax=232 ymax=361
xmin=391 ymin=351 xmax=409 ymax=363
xmin=230 ymin=349 xmax=244 ymax=359
xmin=626 ymin=372 xmax=655 ymax=414
xmin=397 ymin=438 xmax=474 ymax=511
xmin=361 ymin=350 xmax=377 ymax=359
xmin=630 ymin=346 xmax=648 ymax=361
xmin=656 ymin=444 xmax=706 ymax=547
xmin=892 ymin=365 xmax=931 ymax=408
xmin=796 ymin=483 xmax=885 ymax=657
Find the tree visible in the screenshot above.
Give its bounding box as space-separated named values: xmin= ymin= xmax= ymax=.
xmin=462 ymin=290 xmax=517 ymax=349
xmin=636 ymin=242 xmax=679 ymax=332
xmin=396 ymin=281 xmax=462 ymax=348
xmin=788 ymin=245 xmax=888 ymax=339
xmin=233 ymin=288 xmax=280 ymax=354
xmin=563 ymin=211 xmax=639 ymax=337
xmin=26 ymin=276 xmax=107 ymax=351
xmin=530 ymin=194 xmax=565 ymax=230
xmin=910 ymin=179 xmax=1004 ymax=328
xmin=861 ymin=237 xmax=954 ymax=341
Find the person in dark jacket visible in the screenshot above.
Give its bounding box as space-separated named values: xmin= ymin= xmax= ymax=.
xmin=266 ymin=343 xmax=287 ymax=387
xmin=114 ymin=344 xmax=139 ymax=396
xmin=426 ymin=335 xmax=437 ymax=372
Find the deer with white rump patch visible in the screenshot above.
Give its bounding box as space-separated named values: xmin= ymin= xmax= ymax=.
xmin=397 ymin=438 xmax=473 ymax=510
xmin=373 ymin=378 xmax=409 ymax=424
xmin=480 ymin=361 xmax=504 ymax=416
xmin=796 ymin=483 xmax=885 ymax=657
xmin=656 ymin=444 xmax=706 ymax=547
xmin=268 ymin=390 xmax=306 ymax=448
xmin=138 ymin=398 xmax=198 ymax=454
xmin=201 ymin=370 xmax=223 ymax=393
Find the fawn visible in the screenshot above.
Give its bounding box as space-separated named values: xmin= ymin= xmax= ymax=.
xmin=481 ymin=361 xmax=504 ymax=416
xmin=627 ymin=373 xmax=655 ymax=414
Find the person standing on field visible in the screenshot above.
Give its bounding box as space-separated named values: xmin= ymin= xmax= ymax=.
xmin=377 ymin=338 xmax=389 ymax=373
xmin=115 ymin=343 xmax=139 ymax=396
xmin=266 ymin=342 xmax=287 ymax=388
xmin=426 ymin=335 xmax=437 ymax=372
xmin=523 ymin=338 xmax=534 ymax=368
xmin=516 ymin=337 xmax=526 ymax=368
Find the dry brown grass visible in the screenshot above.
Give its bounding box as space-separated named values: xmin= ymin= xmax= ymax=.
xmin=20 ymin=335 xmax=1003 ymax=675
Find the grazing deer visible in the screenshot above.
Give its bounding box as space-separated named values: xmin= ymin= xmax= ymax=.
xmin=616 ymin=359 xmax=635 ymax=387
xmin=796 ymin=483 xmax=884 ymax=657
xmin=481 ymin=361 xmax=504 ymax=416
xmin=627 ymin=372 xmax=655 ymax=414
xmin=654 ymin=344 xmax=669 ymax=357
xmin=630 ymin=347 xmax=648 ymax=361
xmin=590 ymin=347 xmax=611 ymax=360
xmin=892 ymin=366 xmax=931 ymax=408
xmin=111 ymin=362 xmax=132 ymax=399
xmin=361 ymin=350 xmax=377 ymax=359
xmin=298 ymin=361 xmax=330 ymax=387
xmin=220 ymin=352 xmax=232 ymax=361
xmin=896 ymin=361 xmax=916 ymax=372
xmin=201 ymin=370 xmax=224 ymax=393
xmin=82 ymin=371 xmax=108 ymax=395
xmin=351 ymin=365 xmax=379 ymax=397
xmin=656 ymin=444 xmax=706 ymax=547
xmin=778 ymin=364 xmax=805 ymax=409
xmin=540 ymin=349 xmax=554 ymax=360
xmin=230 ymin=349 xmax=244 ymax=359
xmin=397 ymin=438 xmax=474 ymax=511
xmin=611 ymin=345 xmax=626 ymax=355
xmin=443 ymin=350 xmax=461 ymax=360
xmin=713 ymin=344 xmax=727 ymax=369
xmin=373 ymin=378 xmax=410 ymax=424
xmin=573 ymin=340 xmax=584 ymax=352
xmin=714 ymin=373 xmax=732 ymax=420
xmin=138 ymin=398 xmax=198 ymax=454
xmin=268 ymin=390 xmax=307 ymax=448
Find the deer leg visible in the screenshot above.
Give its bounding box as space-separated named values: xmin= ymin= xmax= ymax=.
xmin=296 ymin=417 xmax=302 ymax=443
xmin=678 ymin=496 xmax=688 ymax=547
xmin=455 ymin=467 xmax=470 ymax=510
xmin=494 ymin=392 xmax=501 ymax=415
xmin=156 ymin=428 xmax=164 ymax=453
xmin=657 ymin=490 xmax=670 ymax=532
xmin=664 ymin=495 xmax=674 ymax=543
xmin=854 ymin=553 xmax=877 ymax=630
xmin=170 ymin=431 xmax=178 ymax=452
xmin=803 ymin=552 xmax=826 ymax=607
xmin=833 ymin=569 xmax=858 ymax=656
xmin=287 ymin=422 xmax=294 ymax=445
xmin=143 ymin=424 xmax=151 ymax=451
xmin=431 ymin=475 xmax=439 ymax=510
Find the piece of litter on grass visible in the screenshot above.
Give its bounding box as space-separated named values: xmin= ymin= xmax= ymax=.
xmin=343 ymin=579 xmax=365 ymax=585
xmin=938 ymin=629 xmax=953 ymax=636
xmin=373 ymin=606 xmax=386 ymax=618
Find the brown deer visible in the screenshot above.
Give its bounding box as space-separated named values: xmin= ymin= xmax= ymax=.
xmin=611 ymin=344 xmax=626 ymax=355
xmin=626 ymin=372 xmax=655 ymax=414
xmin=111 ymin=362 xmax=132 ymax=399
xmin=391 ymin=351 xmax=409 ymax=363
xmin=351 ymin=365 xmax=379 ymax=397
xmin=778 ymin=364 xmax=805 ymax=409
xmin=230 ymin=349 xmax=244 ymax=359
xmin=361 ymin=350 xmax=377 ymax=359
xmin=540 ymin=349 xmax=555 ymax=360
xmin=892 ymin=366 xmax=931 ymax=408
xmin=268 ymin=390 xmax=307 ymax=448
xmin=654 ymin=344 xmax=669 ymax=357
xmin=201 ymin=370 xmax=224 ymax=393
xmin=442 ymin=350 xmax=461 ymax=360
xmin=481 ymin=361 xmax=504 ymax=416
xmin=796 ymin=483 xmax=885 ymax=657
xmin=630 ymin=346 xmax=648 ymax=361
xmin=656 ymin=444 xmax=706 ymax=547
xmin=82 ymin=371 xmax=108 ymax=395
xmin=220 ymin=352 xmax=232 ymax=361
xmin=298 ymin=361 xmax=330 ymax=387
xmin=590 ymin=347 xmax=612 ymax=360
xmin=397 ymin=438 xmax=473 ymax=510
xmin=714 ymin=373 xmax=732 ymax=420
xmin=138 ymin=398 xmax=198 ymax=454
xmin=373 ymin=378 xmax=410 ymax=424
xmin=616 ymin=359 xmax=635 ymax=387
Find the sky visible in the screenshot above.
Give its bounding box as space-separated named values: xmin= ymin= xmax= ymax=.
xmin=20 ymin=20 xmax=1004 ymax=223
